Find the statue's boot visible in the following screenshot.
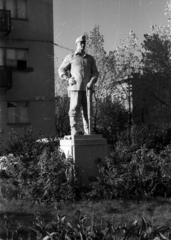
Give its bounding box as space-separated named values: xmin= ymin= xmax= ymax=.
xmin=70 ymin=116 xmax=78 ymax=135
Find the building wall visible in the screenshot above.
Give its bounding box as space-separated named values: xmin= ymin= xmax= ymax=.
xmin=0 ymin=0 xmax=55 ymax=147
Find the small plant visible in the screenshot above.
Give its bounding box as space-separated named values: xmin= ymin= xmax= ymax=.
xmin=3 ymin=214 xmax=22 ymax=240
xmin=2 ymin=211 xmax=171 ymax=240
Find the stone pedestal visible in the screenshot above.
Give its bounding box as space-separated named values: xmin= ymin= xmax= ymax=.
xmin=60 ymin=134 xmax=107 ymax=186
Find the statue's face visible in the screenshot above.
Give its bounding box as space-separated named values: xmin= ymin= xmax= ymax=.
xmin=76 ymin=41 xmax=86 ymax=52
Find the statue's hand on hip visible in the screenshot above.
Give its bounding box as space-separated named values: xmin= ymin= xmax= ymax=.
xmin=69 ymin=77 xmax=76 ymax=86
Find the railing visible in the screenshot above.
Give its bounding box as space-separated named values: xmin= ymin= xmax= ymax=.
xmin=0 ymin=10 xmax=11 ymax=33
xmin=0 ymin=66 xmax=12 ymax=90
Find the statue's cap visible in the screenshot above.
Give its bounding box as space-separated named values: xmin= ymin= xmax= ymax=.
xmin=75 ymin=35 xmax=86 ymax=45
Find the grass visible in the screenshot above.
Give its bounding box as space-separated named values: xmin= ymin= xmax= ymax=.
xmin=1 ymin=197 xmax=171 ymax=239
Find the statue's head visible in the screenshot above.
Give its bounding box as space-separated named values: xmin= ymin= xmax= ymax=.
xmin=75 ymin=35 xmax=86 ymax=52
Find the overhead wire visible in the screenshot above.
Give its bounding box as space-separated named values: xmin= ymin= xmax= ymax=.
xmin=54 ymin=42 xmax=74 ymax=52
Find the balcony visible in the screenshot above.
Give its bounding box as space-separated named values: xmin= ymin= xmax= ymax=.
xmin=0 ymin=10 xmax=11 ymax=36
xmin=0 ymin=66 xmax=12 ymax=90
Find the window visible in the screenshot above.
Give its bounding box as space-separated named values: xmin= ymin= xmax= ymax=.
xmin=8 ymin=101 xmax=29 ymax=123
xmin=0 ymin=0 xmax=27 ymax=19
xmin=0 ymin=48 xmax=28 ymax=70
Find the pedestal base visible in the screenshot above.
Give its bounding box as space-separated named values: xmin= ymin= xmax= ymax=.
xmin=60 ymin=134 xmax=108 ymax=186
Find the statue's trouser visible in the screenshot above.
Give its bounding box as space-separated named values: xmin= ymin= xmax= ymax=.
xmin=69 ymin=91 xmax=89 ymax=135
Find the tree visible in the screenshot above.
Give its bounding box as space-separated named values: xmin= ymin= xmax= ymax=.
xmin=139 ymin=23 xmax=171 ymax=124
xmin=85 ymin=25 xmax=110 ymax=131
xmin=131 ymin=0 xmax=171 ymax=125
xmin=54 ymin=57 xmax=68 ymax=97
xmin=96 ymin=96 xmax=128 ymax=144
xmin=85 ymin=25 xmax=132 ymax=133
xmin=111 ymin=31 xmax=142 ymax=127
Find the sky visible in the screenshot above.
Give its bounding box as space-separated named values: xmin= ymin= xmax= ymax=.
xmin=53 ymin=0 xmax=169 ymax=62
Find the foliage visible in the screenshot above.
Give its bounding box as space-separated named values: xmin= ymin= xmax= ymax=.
xmin=85 ymin=25 xmax=111 ymax=132
xmin=165 ymin=0 xmax=171 ymax=23
xmin=85 ymin=25 xmax=110 ymax=99
xmin=54 ymin=57 xmax=68 ymax=97
xmin=84 ymin=25 xmax=135 ymax=136
xmin=55 ymin=96 xmax=70 ymax=137
xmin=142 ymin=27 xmax=171 ymax=75
xmin=94 ymin=96 xmax=128 ymax=144
xmin=85 ymin=26 xmax=141 ymax=100
xmin=89 ymin=146 xmax=171 ymax=201
xmin=0 ymin=128 xmax=81 ymax=203
xmin=116 ymin=124 xmax=171 ymax=152
xmin=114 ymin=30 xmax=141 ymax=81
xmin=2 ymin=210 xmax=171 ymax=240
xmin=138 ymin=22 xmax=171 ymax=124
xmin=89 ymin=124 xmax=171 ymax=201
xmin=3 ymin=127 xmax=45 ymax=159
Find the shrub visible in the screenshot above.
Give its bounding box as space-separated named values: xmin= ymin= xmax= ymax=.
xmin=92 ymin=96 xmax=128 ymax=144
xmin=88 ymin=124 xmax=171 ymax=200
xmin=2 ymin=127 xmax=47 ymax=159
xmin=116 ymin=124 xmax=171 ymax=152
xmin=89 ymin=144 xmax=171 ymax=200
xmin=0 ymin=128 xmax=82 ymax=203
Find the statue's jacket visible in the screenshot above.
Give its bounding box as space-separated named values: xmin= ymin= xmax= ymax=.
xmin=58 ymin=52 xmax=99 ymax=91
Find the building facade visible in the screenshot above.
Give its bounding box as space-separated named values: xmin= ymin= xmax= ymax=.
xmin=0 ymin=0 xmax=55 ymax=148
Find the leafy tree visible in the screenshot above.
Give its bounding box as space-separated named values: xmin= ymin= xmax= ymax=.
xmin=132 ymin=1 xmax=171 ymax=125
xmin=165 ymin=0 xmax=171 ymax=23
xmin=96 ymin=96 xmax=128 ymax=144
xmin=85 ymin=25 xmax=130 ymax=134
xmin=112 ymin=31 xmax=142 ymax=127
xmin=54 ymin=57 xmax=68 ymax=97
xmin=85 ymin=25 xmax=111 ymax=132
xmin=85 ymin=25 xmax=111 ymax=99
xmin=139 ymin=24 xmax=171 ymax=124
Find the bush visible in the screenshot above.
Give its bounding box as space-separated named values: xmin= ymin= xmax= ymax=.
xmin=92 ymin=97 xmax=128 ymax=144
xmin=116 ymin=124 xmax=171 ymax=152
xmin=89 ymin=145 xmax=171 ymax=200
xmin=3 ymin=127 xmax=45 ymax=159
xmin=89 ymin=124 xmax=171 ymax=200
xmin=0 ymin=128 xmax=82 ymax=203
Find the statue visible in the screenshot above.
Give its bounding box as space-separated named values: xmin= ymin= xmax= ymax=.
xmin=58 ymin=35 xmax=99 ymax=135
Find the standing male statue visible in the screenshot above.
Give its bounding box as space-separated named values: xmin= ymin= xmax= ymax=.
xmin=58 ymin=35 xmax=99 ymax=135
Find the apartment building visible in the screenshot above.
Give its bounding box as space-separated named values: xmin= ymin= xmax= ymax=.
xmin=0 ymin=0 xmax=55 ymax=147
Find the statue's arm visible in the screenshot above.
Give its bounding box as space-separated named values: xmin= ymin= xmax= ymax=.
xmin=58 ymin=55 xmax=71 ymax=81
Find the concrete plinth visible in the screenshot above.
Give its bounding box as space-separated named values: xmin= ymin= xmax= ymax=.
xmin=60 ymin=134 xmax=108 ymax=186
